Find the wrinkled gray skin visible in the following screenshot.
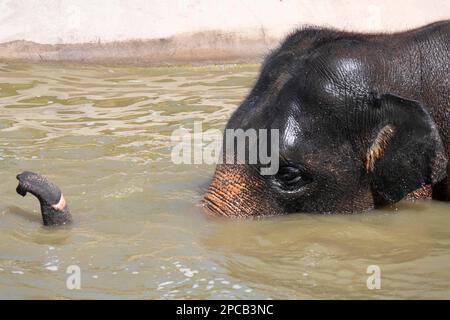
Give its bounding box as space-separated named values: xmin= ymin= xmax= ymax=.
xmin=204 ymin=21 xmax=450 ymax=218
xmin=16 ymin=171 xmax=72 ymax=226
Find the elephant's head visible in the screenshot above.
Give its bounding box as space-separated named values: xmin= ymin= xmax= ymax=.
xmin=203 ymin=55 xmax=448 ymax=217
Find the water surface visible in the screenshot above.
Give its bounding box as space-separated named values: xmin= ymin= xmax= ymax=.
xmin=0 ymin=63 xmax=449 ymax=299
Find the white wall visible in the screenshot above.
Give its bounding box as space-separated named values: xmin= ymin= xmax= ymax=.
xmin=1 ymin=0 xmax=450 ymax=44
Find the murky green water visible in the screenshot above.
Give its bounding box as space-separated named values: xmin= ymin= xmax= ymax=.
xmin=0 ymin=63 xmax=449 ymax=299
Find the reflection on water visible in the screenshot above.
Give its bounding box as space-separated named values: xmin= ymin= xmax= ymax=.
xmin=0 ymin=63 xmax=449 ymax=299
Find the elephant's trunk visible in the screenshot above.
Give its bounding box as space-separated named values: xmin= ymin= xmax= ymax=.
xmin=16 ymin=171 xmax=72 ymax=226
xmin=203 ymin=164 xmax=283 ymax=218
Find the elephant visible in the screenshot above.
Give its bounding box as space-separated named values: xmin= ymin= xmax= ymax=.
xmin=16 ymin=171 xmax=71 ymax=226
xmin=203 ymin=20 xmax=450 ymax=218
xmin=15 ymin=21 xmax=450 ymax=225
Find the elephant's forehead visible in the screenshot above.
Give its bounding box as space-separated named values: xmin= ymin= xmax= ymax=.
xmin=279 ymin=113 xmax=327 ymax=154
xmin=276 ymin=102 xmax=343 ymax=161
xmin=281 ymin=114 xmax=302 ymax=148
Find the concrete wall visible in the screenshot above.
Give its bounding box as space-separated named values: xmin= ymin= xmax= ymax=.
xmin=0 ymin=0 xmax=449 ymax=64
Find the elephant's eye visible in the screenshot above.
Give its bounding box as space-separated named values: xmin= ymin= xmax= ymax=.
xmin=273 ymin=165 xmax=312 ymax=191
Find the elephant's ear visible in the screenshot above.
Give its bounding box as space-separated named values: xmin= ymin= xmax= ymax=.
xmin=365 ymin=93 xmax=448 ymax=205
